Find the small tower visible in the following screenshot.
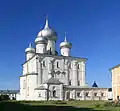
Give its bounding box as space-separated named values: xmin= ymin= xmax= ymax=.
xmin=35 ymin=35 xmax=48 ymax=54
xmin=25 ymin=43 xmax=35 ymax=60
xmin=37 ymin=16 xmax=57 ymax=55
xmin=60 ymin=32 xmax=72 ymax=56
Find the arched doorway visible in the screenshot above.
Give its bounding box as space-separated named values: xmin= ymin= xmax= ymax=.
xmin=66 ymin=91 xmax=70 ymax=100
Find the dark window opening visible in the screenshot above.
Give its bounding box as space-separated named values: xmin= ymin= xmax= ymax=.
xmin=69 ymin=64 xmax=71 ymax=69
xmin=85 ymin=92 xmax=89 ymax=97
xmin=77 ymin=92 xmax=80 ymax=97
xmin=94 ymin=93 xmax=97 ymax=97
xmin=38 ymin=93 xmax=41 ymax=97
xmin=50 ymin=48 xmax=52 ymax=55
xmin=78 ymin=81 xmax=80 ymax=85
xmin=43 ymin=61 xmax=45 ymax=67
xmin=69 ymin=80 xmax=71 ymax=85
xmin=57 ymin=62 xmax=59 ymax=68
xmin=78 ymin=64 xmax=80 ymax=69
xmin=117 ymin=96 xmax=119 ymax=101
xmin=101 ymin=93 xmax=104 ymax=97
xmin=53 ymin=90 xmax=56 ymax=97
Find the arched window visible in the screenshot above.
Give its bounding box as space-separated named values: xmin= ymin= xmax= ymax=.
xmin=78 ymin=81 xmax=80 ymax=85
xmin=66 ymin=91 xmax=70 ymax=100
xmin=78 ymin=64 xmax=79 ymax=69
xmin=85 ymin=92 xmax=89 ymax=97
xmin=43 ymin=61 xmax=45 ymax=67
xmin=57 ymin=62 xmax=59 ymax=68
xmin=27 ymin=87 xmax=29 ymax=96
xmin=77 ymin=92 xmax=80 ymax=97
xmin=53 ymin=90 xmax=56 ymax=97
xmin=50 ymin=48 xmax=52 ymax=55
xmin=69 ymin=63 xmax=71 ymax=69
xmin=23 ymin=80 xmax=26 ymax=89
xmin=94 ymin=93 xmax=97 ymax=97
xmin=69 ymin=80 xmax=71 ymax=85
xmin=38 ymin=92 xmax=41 ymax=97
xmin=52 ymin=86 xmax=56 ymax=97
xmin=101 ymin=93 xmax=104 ymax=97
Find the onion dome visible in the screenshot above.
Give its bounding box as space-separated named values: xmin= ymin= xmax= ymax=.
xmin=60 ymin=33 xmax=72 ymax=49
xmin=35 ymin=36 xmax=48 ymax=44
xmin=37 ymin=16 xmax=57 ymax=41
xmin=92 ymin=81 xmax=98 ymax=87
xmin=25 ymin=43 xmax=35 ymax=53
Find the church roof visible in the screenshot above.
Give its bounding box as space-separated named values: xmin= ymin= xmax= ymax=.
xmin=20 ymin=73 xmax=38 ymax=77
xmin=109 ymin=64 xmax=120 ymax=70
xmin=92 ymin=81 xmax=98 ymax=87
xmin=64 ymin=85 xmax=108 ymax=90
xmin=22 ymin=53 xmax=87 ymax=65
xmin=44 ymin=77 xmax=63 ymax=84
xmin=35 ymin=86 xmax=47 ymax=90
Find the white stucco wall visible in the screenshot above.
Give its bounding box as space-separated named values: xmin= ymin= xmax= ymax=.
xmin=47 ymin=40 xmax=56 ymax=55
xmin=61 ymin=47 xmax=70 ymax=56
xmin=23 ymin=56 xmax=37 ymax=75
xmin=36 ymin=44 xmax=47 ymax=54
xmin=19 ymin=53 xmax=87 ymax=100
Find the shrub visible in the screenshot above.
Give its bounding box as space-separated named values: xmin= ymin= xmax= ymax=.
xmin=99 ymin=101 xmax=119 ymax=108
xmin=53 ymin=100 xmax=66 ymax=104
xmin=94 ymin=103 xmax=101 ymax=108
xmin=69 ymin=99 xmax=75 ymax=101
xmin=0 ymin=95 xmax=10 ymax=101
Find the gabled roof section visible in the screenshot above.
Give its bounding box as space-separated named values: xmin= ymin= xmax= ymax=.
xmin=20 ymin=73 xmax=38 ymax=77
xmin=22 ymin=53 xmax=87 ymax=66
xmin=63 ymin=85 xmax=108 ymax=89
xmin=35 ymin=86 xmax=47 ymax=90
xmin=44 ymin=77 xmax=63 ymax=84
xmin=109 ymin=64 xmax=120 ymax=71
xmin=92 ymin=81 xmax=98 ymax=88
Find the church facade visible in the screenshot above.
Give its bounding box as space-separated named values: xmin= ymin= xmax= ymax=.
xmin=17 ymin=18 xmax=109 ymax=101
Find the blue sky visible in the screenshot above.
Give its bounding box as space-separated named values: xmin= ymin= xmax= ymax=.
xmin=0 ymin=0 xmax=120 ymax=89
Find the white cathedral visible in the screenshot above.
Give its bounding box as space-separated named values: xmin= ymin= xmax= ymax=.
xmin=17 ymin=17 xmax=110 ymax=101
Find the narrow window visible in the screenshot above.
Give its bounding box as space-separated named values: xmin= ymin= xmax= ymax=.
xmin=94 ymin=93 xmax=97 ymax=97
xmin=117 ymin=96 xmax=119 ymax=101
xmin=50 ymin=48 xmax=52 ymax=55
xmin=85 ymin=92 xmax=89 ymax=97
xmin=78 ymin=81 xmax=80 ymax=85
xmin=69 ymin=64 xmax=71 ymax=69
xmin=23 ymin=80 xmax=26 ymax=89
xmin=78 ymin=64 xmax=80 ymax=69
xmin=69 ymin=80 xmax=71 ymax=85
xmin=27 ymin=87 xmax=29 ymax=96
xmin=53 ymin=90 xmax=56 ymax=97
xmin=43 ymin=61 xmax=45 ymax=67
xmin=38 ymin=93 xmax=41 ymax=97
xmin=77 ymin=92 xmax=80 ymax=97
xmin=57 ymin=62 xmax=59 ymax=68
xmin=101 ymin=93 xmax=104 ymax=97
xmin=52 ymin=86 xmax=56 ymax=97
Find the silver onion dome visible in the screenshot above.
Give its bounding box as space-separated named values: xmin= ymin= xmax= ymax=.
xmin=35 ymin=36 xmax=48 ymax=44
xmin=60 ymin=33 xmax=72 ymax=49
xmin=37 ymin=17 xmax=57 ymax=41
xmin=25 ymin=43 xmax=35 ymax=53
